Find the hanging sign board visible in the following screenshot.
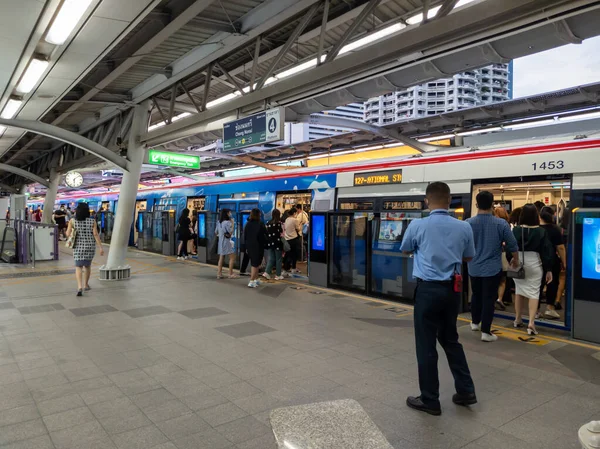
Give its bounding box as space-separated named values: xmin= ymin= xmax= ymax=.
xmin=146 ymin=149 xmax=200 ymax=169
xmin=222 ymin=108 xmax=284 ymax=152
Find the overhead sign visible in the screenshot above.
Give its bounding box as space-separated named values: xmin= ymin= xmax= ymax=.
xmin=354 ymin=169 xmax=403 ymax=186
xmin=146 ymin=149 xmax=200 ymax=169
xmin=222 ymin=108 xmax=284 ymax=152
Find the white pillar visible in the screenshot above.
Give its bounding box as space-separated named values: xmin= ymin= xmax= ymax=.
xmin=101 ymin=101 xmax=149 ymax=280
xmin=42 ymin=169 xmax=59 ymax=224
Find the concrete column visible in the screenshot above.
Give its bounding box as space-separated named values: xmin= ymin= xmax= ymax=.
xmin=42 ymin=169 xmax=60 ymax=224
xmin=101 ymin=101 xmax=150 ymax=279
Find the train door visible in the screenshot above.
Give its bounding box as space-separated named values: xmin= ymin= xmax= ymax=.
xmin=133 ymin=200 xmax=147 ymax=246
xmin=471 ymin=176 xmax=572 ymax=329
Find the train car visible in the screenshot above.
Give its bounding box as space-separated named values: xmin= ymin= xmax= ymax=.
xmin=31 ymin=136 xmax=600 ymax=330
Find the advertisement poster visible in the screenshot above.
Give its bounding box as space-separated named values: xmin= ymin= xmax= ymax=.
xmin=582 ymin=217 xmax=600 ymax=280
xmin=378 ymin=212 xmax=420 ymax=242
xmin=312 ymin=215 xmax=325 ymax=251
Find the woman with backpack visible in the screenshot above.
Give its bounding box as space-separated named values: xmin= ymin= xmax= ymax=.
xmin=216 ymin=208 xmax=237 ymax=279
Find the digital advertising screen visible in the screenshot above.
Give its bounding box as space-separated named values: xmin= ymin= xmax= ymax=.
xmin=311 ymin=215 xmax=325 ymax=251
xmin=582 ymin=217 xmax=600 ymax=280
xmin=378 ymin=212 xmax=419 ymax=242
xmin=242 ymin=214 xmax=249 ymax=231
xmin=197 ymin=214 xmax=206 ymax=239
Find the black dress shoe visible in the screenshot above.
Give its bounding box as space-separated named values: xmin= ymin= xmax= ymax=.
xmin=406 ymin=396 xmax=441 ymax=416
xmin=452 ymin=392 xmax=477 ymax=406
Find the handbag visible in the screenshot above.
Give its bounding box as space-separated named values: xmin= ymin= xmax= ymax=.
xmin=507 ymin=227 xmax=526 ymax=279
xmin=66 ymin=221 xmax=77 ymax=249
xmin=281 ymin=237 xmax=291 ymax=252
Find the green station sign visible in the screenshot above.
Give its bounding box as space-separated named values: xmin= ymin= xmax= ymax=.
xmin=147 ymin=149 xmax=200 ymax=169
xmin=222 ymin=107 xmax=284 ymax=152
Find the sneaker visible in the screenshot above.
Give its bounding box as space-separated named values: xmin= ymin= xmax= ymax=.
xmin=239 ymin=272 xmax=250 ymax=277
xmin=255 ymin=279 xmax=262 ymax=285
xmin=176 ymin=256 xmax=183 ymax=260
xmin=291 ymin=269 xmax=301 ymax=274
xmin=481 ymin=333 xmax=498 ymax=342
xmin=281 ymin=271 xmax=290 ymax=278
xmin=262 ymin=272 xmax=271 ymax=280
xmin=470 ymin=322 xmax=481 ymax=331
xmin=275 ymin=275 xmax=285 ymax=280
xmin=247 ymin=281 xmax=258 ymax=288
xmin=544 ymin=309 xmax=560 ymax=319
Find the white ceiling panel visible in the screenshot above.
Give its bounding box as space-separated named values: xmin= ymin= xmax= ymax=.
xmin=94 ymin=0 xmax=156 ymax=22
xmin=66 ymin=16 xmax=129 ymax=56
xmin=49 ymin=50 xmax=99 ymax=81
xmin=0 ymin=0 xmax=44 ymax=42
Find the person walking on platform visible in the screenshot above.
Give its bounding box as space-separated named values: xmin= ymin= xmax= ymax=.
xmin=67 ymin=202 xmax=104 ymax=296
xmin=400 ymin=182 xmax=477 ymax=416
xmin=216 ymin=208 xmax=237 ymax=279
xmin=176 ymin=208 xmax=192 ymax=260
xmin=244 ymin=208 xmax=267 ymax=288
xmin=467 ymin=191 xmax=519 ymax=342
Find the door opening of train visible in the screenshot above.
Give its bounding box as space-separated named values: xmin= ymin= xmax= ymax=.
xmin=471 ymin=176 xmax=571 ymax=329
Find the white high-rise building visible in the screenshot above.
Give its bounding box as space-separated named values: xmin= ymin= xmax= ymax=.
xmin=284 ymin=103 xmax=365 ymax=143
xmin=364 ymin=63 xmax=512 ymax=125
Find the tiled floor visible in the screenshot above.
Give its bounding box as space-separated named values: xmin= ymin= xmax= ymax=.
xmin=0 ymin=248 xmax=599 ymax=448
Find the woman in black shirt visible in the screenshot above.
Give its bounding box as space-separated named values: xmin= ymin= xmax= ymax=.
xmin=244 ymin=208 xmax=267 ymax=288
xmin=539 ymin=207 xmax=566 ymax=319
xmin=263 ymin=209 xmax=284 ymax=280
xmin=177 ymin=208 xmax=192 ymax=260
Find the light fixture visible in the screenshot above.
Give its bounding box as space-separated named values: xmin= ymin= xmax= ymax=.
xmin=1 ymin=99 xmax=23 ymax=119
xmin=559 ymin=111 xmax=600 ymax=122
xmin=45 ymin=0 xmax=94 ymax=45
xmin=456 ymin=127 xmax=502 ymax=136
xmin=504 ymin=119 xmax=556 ymax=130
xmin=339 ymin=23 xmax=405 ymax=55
xmin=356 ymin=144 xmax=384 ymax=151
xmin=16 ymin=58 xmax=49 ymax=94
xmin=417 ymin=134 xmax=455 ymax=142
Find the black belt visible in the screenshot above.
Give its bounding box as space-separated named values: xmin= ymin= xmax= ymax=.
xmin=416 ymin=278 xmax=453 ymax=285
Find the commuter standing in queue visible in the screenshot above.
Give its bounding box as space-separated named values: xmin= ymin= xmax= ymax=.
xmin=467 ymin=191 xmax=519 ymax=342
xmin=400 ymin=182 xmax=477 ymax=415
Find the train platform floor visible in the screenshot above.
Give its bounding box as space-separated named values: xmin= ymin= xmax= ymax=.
xmin=0 ymin=247 xmax=599 ymax=449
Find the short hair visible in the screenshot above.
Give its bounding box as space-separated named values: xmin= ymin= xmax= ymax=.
xmin=534 ymin=201 xmax=545 ymax=212
xmin=476 ymin=191 xmax=494 ymax=210
xmin=519 ymin=203 xmax=540 ymax=226
xmin=426 ymin=182 xmax=451 ymax=204
xmin=249 ymin=208 xmax=261 ymax=222
xmin=540 ymin=206 xmax=555 ymax=224
xmin=295 ymin=204 xmax=303 ymax=210
xmin=494 ymin=206 xmax=509 ymax=222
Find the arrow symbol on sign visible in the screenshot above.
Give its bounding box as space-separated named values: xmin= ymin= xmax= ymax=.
xmin=151 ymin=154 xmax=160 ymax=162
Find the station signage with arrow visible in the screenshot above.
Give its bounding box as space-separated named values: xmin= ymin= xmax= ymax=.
xmin=146 ymin=149 xmax=200 ymax=169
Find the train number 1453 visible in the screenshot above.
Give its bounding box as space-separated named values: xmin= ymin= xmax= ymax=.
xmin=532 ymin=160 xmax=564 ymax=171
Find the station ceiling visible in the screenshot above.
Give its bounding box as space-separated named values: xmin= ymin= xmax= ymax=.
xmin=1 ymin=0 xmax=600 ymax=190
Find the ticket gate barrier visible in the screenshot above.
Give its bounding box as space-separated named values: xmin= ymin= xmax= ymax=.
xmin=96 ymin=211 xmax=114 ymax=243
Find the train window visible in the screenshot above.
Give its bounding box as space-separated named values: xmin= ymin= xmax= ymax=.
xmin=339 ymin=201 xmax=373 ymax=211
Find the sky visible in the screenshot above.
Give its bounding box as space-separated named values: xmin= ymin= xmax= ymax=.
xmin=513 ymin=35 xmax=600 ymax=98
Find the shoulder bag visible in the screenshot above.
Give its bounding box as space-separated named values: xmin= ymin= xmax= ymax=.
xmin=506 ymin=227 xmax=526 ymax=279
xmin=66 ymin=219 xmax=77 ymax=249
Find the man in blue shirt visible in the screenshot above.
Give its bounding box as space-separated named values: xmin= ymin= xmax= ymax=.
xmin=400 ymin=182 xmax=477 ymax=416
xmin=467 ymin=191 xmax=519 ymax=342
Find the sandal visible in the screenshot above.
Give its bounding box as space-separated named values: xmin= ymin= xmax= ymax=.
xmin=228 ymin=274 xmax=239 ymax=279
xmin=513 ymin=320 xmax=524 ymax=328
xmin=217 ymin=273 xmax=223 ymax=279
xmin=527 ymin=326 xmax=539 ymax=336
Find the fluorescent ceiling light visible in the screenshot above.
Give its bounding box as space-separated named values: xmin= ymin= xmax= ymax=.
xmin=504 ymin=119 xmax=555 ymax=130
xmin=456 ymin=127 xmax=502 ymax=136
xmin=339 ymin=23 xmax=405 ymax=56
xmin=277 ymin=58 xmax=318 ymax=79
xmin=45 ymin=0 xmax=94 ymax=45
xmin=0 ymin=125 xmax=6 ymax=135
xmin=559 ymin=111 xmax=600 ymax=122
xmin=16 ymin=58 xmax=49 ymax=94
xmin=418 ymin=134 xmax=455 ymax=142
xmin=307 ymin=153 xmax=331 ymax=160
xmin=1 ymin=99 xmax=23 ymax=119
xmin=206 ymin=93 xmax=237 ymax=109
xmin=356 ymin=145 xmax=384 ymax=151
xmin=406 ymin=6 xmax=441 ymax=25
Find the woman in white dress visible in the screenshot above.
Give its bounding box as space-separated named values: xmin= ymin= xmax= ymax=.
xmin=511 ymin=204 xmax=554 ymax=335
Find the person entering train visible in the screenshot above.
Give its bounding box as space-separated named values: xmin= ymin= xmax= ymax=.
xmin=176 ymin=208 xmax=192 ymax=260
xmin=244 ymin=208 xmax=267 ymax=288
xmin=539 ymin=206 xmax=566 ymax=319
xmin=467 ymin=191 xmax=519 ymax=342
xmin=400 ymin=182 xmax=477 ymax=416
xmin=493 ymin=206 xmax=511 ymax=310
xmin=296 ymin=204 xmax=309 ymax=262
xmin=263 ymin=209 xmax=285 ymax=280
xmin=511 ymin=204 xmax=554 ymax=335
xmin=216 ymin=208 xmax=238 ymax=279
xmin=282 ymin=208 xmax=302 ymax=275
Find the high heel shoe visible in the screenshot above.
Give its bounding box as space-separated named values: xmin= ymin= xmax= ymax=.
xmin=527 ymin=327 xmax=539 ymax=336
xmin=514 ymin=320 xmax=524 ymax=328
